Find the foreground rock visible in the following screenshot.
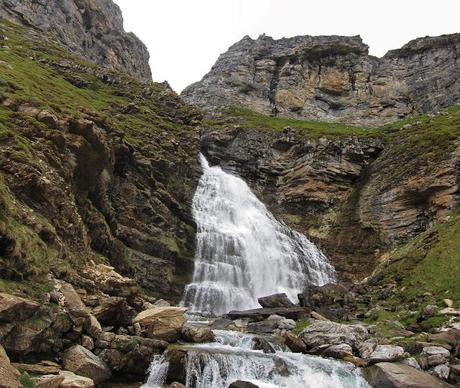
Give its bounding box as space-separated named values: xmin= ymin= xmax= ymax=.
xmin=364 ymin=362 xmax=452 ymax=388
xmin=228 ymin=381 xmax=260 ymax=388
xmin=0 ymin=344 xmax=20 ymax=388
xmin=62 ymin=345 xmax=111 ymax=384
xmin=258 ymin=293 xmax=295 ymax=308
xmin=31 ymin=374 xmax=65 ymax=388
xmin=368 ymin=345 xmax=404 ymax=364
xmin=299 ymin=320 xmax=369 ymax=351
xmin=0 ymin=293 xmax=40 ymax=321
xmin=59 ymin=371 xmax=95 ymax=388
xmin=133 ymin=306 xmax=187 ymax=342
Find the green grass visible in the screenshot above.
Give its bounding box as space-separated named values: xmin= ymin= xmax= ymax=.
xmin=205 ymin=107 xmax=373 ymax=138
xmin=293 ymin=318 xmax=310 ymax=334
xmin=379 ymin=208 xmax=460 ymax=307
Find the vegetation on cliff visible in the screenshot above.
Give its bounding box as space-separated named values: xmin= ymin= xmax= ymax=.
xmin=0 ymin=18 xmax=200 ymax=301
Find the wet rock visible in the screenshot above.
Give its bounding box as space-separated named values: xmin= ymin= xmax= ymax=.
xmin=59 ymin=370 xmax=94 ymax=388
xmin=0 ymin=293 xmax=40 ymax=322
xmin=226 ymin=307 xmax=309 ymax=321
xmin=0 ymin=344 xmax=20 ymax=387
xmin=282 ymin=331 xmax=307 ymax=353
xmin=62 ymin=345 xmax=111 ymax=384
xmin=228 ymin=381 xmax=259 ymax=388
xmin=211 ymin=318 xmax=233 ymax=329
xmin=368 ymin=345 xmax=404 ymax=363
xmin=323 ymin=343 xmax=353 ymax=359
xmin=165 ymin=349 xmax=187 ymax=385
xmin=364 ymin=362 xmax=452 ymax=388
xmin=181 ymin=326 xmax=215 ymax=343
xmin=300 ymin=320 xmax=369 ymax=350
xmin=251 ymin=337 xmax=275 ymax=353
xmin=258 ymin=293 xmax=295 ymax=308
xmin=247 ymin=320 xmax=278 ymax=334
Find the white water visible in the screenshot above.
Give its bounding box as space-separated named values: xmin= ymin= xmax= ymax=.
xmin=182 ymin=155 xmax=336 ymax=316
xmin=143 ymin=330 xmax=370 ymax=388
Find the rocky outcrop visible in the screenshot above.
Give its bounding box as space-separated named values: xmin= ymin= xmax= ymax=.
xmin=183 ymin=33 xmax=460 ymax=126
xmin=0 ymin=0 xmax=151 ymax=79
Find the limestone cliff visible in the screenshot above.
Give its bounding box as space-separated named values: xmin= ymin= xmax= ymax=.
xmin=0 ymin=0 xmax=151 ymax=79
xmin=182 ymin=34 xmax=460 ymax=126
xmin=200 ymin=108 xmax=460 ymax=280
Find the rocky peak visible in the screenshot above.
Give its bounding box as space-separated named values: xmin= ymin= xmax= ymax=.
xmin=0 ymin=0 xmax=152 ymax=79
xmin=182 ymin=33 xmax=460 ymax=126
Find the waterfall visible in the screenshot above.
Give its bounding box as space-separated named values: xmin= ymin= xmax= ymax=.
xmin=182 ymin=154 xmax=336 ymax=316
xmin=143 ymin=330 xmax=370 ymax=388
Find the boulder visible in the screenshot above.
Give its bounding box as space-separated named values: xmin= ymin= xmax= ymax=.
xmin=402 ymin=357 xmax=421 ymax=370
xmin=364 ymin=362 xmax=452 ymax=388
xmin=247 ymin=320 xmax=278 ymax=334
xmin=31 ymin=374 xmax=65 ymax=388
xmin=211 ymin=318 xmax=233 ymax=329
xmin=84 ymin=314 xmax=102 ymax=338
xmin=0 ymin=293 xmax=40 ymax=322
xmin=428 ymin=328 xmax=460 ymax=347
xmin=153 ymin=299 xmax=171 ymax=307
xmin=62 ymin=345 xmax=111 ymax=384
xmin=421 ymin=346 xmax=451 ymax=367
xmin=450 ymin=364 xmax=460 ymax=384
xmin=0 ymin=344 xmax=21 ymax=387
xmin=323 ymin=343 xmax=353 ymax=359
xmin=251 ymin=337 xmax=275 ymax=353
xmin=92 ymin=296 xmax=135 ymax=327
xmin=432 ymin=364 xmax=450 ymax=381
xmin=368 ymin=345 xmax=404 ymax=363
xmin=258 ymin=293 xmax=295 ymax=308
xmin=59 ymin=282 xmax=88 ymax=318
xmin=181 ymin=326 xmax=215 ymax=343
xmin=282 ymin=332 xmax=307 ymax=353
xmin=420 ymin=305 xmax=438 ymax=319
xmin=299 ymin=321 xmax=369 ymax=350
xmin=228 ymin=381 xmax=259 ymax=388
xmin=59 ymin=371 xmax=94 ymax=388
xmin=133 ymin=307 xmax=187 ymax=342
xmin=439 ymin=308 xmax=460 ymax=316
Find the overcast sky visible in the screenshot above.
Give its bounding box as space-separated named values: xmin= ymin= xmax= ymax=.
xmin=114 ymin=0 xmax=460 ymax=93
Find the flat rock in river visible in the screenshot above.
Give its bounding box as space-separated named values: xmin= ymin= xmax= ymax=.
xmin=226 ymin=307 xmax=309 ymax=321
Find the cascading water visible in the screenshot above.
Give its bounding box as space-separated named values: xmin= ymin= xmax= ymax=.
xmin=143 ymin=330 xmax=370 ymax=388
xmin=182 ymin=154 xmax=336 ymax=316
xmin=143 ymin=155 xmax=370 ymax=388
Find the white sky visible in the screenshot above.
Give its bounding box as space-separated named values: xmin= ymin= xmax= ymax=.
xmin=114 ymin=0 xmax=460 ymax=93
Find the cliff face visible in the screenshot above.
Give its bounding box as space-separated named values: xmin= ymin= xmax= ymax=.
xmin=0 ymin=19 xmax=200 ymax=300
xmin=200 ymin=107 xmax=460 ymax=280
xmin=182 ymin=34 xmax=460 ymax=126
xmin=0 ymin=0 xmax=151 ymax=79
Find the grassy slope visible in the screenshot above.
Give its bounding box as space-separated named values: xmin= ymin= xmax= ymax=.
xmin=0 ymin=18 xmax=198 ymax=298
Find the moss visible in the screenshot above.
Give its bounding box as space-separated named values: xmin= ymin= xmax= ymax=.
xmin=19 ymin=372 xmax=34 ymax=388
xmin=293 ymin=318 xmax=310 ymax=334
xmin=382 ymin=208 xmax=460 ymax=305
xmin=211 ymin=107 xmax=373 ymax=138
